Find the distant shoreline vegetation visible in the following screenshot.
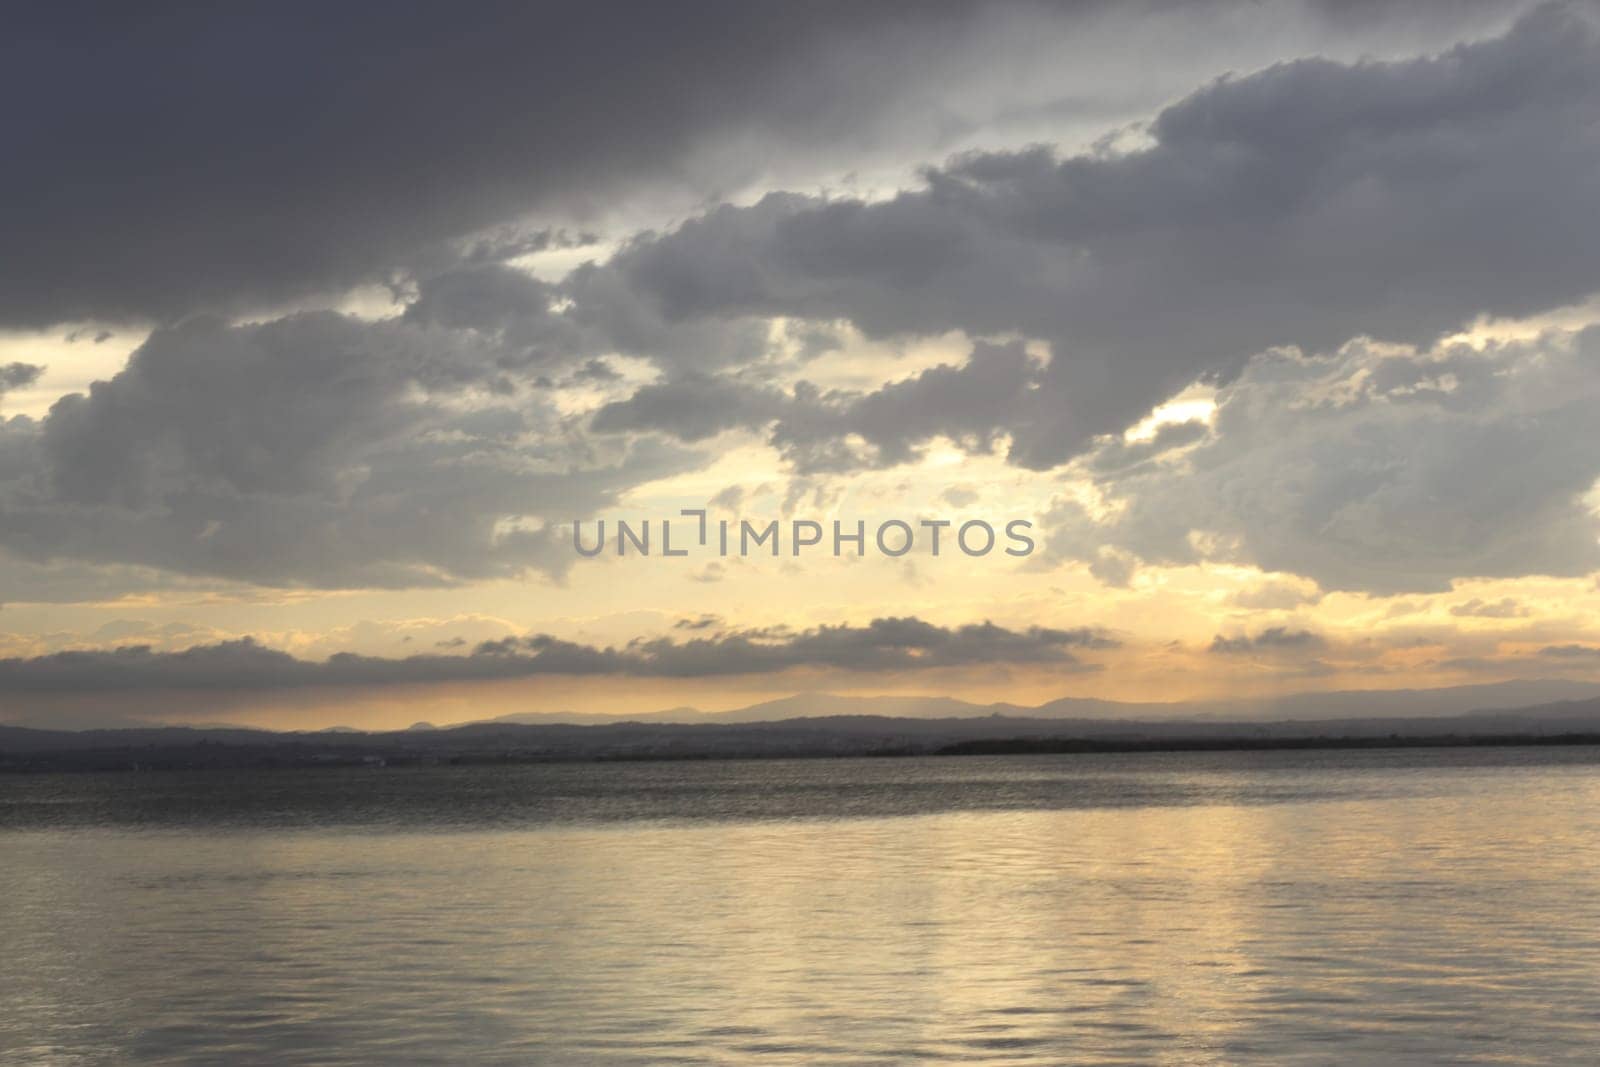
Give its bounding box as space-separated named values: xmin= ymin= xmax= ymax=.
xmin=573 ymin=511 xmax=1035 ymax=558
xmin=6 ymin=727 xmax=1600 ymax=775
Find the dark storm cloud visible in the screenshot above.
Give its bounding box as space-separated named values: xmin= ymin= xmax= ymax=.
xmin=0 ymin=618 xmax=1117 ymax=693
xmin=0 ymin=1 xmax=1531 ymax=330
xmin=593 ymin=5 xmax=1600 ymax=465
xmin=0 ymin=1 xmax=1047 ymax=327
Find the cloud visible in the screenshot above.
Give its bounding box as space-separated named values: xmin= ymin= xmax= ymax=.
xmin=14 ymin=0 xmax=1498 ymax=329
xmin=0 ymin=617 xmax=1118 ymax=695
xmin=1088 ymin=547 xmax=1140 ymax=589
xmin=1044 ymin=326 xmax=1600 ymax=593
xmin=1229 ymin=580 xmax=1323 ymax=611
xmin=689 ymin=562 xmax=727 ymax=584
xmin=941 ymin=487 xmax=980 ymax=508
xmin=3 ymin=3 xmax=1078 ymax=327
xmin=1087 ymin=420 xmax=1213 ymax=477
xmin=591 ymin=374 xmax=789 ymax=443
xmin=5 ymin=4 xmax=1597 ymax=602
xmin=1449 ymin=597 xmax=1532 ymax=619
xmin=1539 ymin=644 xmax=1600 ymax=659
xmin=1209 ymin=628 xmax=1325 ymax=655
xmin=590 ymin=5 xmax=1600 ymax=466
xmin=0 ymin=363 xmax=43 ymax=397
xmin=773 ymin=341 xmax=1045 ymax=472
xmin=0 ymin=313 xmax=696 ymax=587
xmin=591 ymin=340 xmax=1045 ymax=472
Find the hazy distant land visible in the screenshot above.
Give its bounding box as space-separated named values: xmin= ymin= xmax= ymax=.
xmin=7 ymin=680 xmax=1600 ymax=772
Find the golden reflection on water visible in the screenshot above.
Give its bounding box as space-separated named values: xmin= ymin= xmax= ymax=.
xmin=4 ymin=754 xmax=1600 ymax=1064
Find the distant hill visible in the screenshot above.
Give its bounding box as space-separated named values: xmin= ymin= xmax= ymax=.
xmin=1177 ymin=679 xmax=1600 ymax=721
xmin=8 ymin=688 xmax=1600 ymax=771
xmin=8 ymin=680 xmax=1600 ymax=774
xmin=702 ymin=692 xmax=993 ymax=723
xmin=481 ymin=679 xmax=1600 ymax=728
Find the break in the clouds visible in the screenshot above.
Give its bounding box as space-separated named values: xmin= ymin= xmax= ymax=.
xmin=0 ymin=618 xmax=1115 ymax=697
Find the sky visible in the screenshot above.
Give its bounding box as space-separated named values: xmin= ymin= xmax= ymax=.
xmin=5 ymin=0 xmax=1600 ymax=729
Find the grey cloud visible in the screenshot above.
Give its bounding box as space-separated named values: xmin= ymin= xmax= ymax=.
xmin=1044 ymin=327 xmax=1600 ymax=594
xmin=4 ymin=2 xmax=1066 ymax=328
xmin=1087 ymin=548 xmax=1140 ymax=589
xmin=1539 ymin=644 xmax=1600 ymax=659
xmin=570 ymin=360 xmax=622 ymax=384
xmin=611 ymin=617 xmax=1114 ymax=677
xmin=0 ymin=617 xmax=1118 ymax=695
xmin=1230 ymin=581 xmax=1324 ymax=611
xmin=17 ymin=0 xmax=1475 ymax=330
xmin=591 ymin=375 xmax=789 ymax=443
xmin=460 ymin=228 xmax=601 ymax=265
xmin=0 ymin=363 xmax=43 ymax=396
xmin=941 ymin=487 xmax=980 ymax=508
xmin=13 ymin=0 xmax=1536 ymax=333
xmin=402 ymin=265 xmax=565 ymax=339
xmin=561 ymin=260 xmax=777 ymax=377
xmin=1086 ymin=420 xmax=1212 ymax=477
xmin=0 ymin=313 xmax=697 ymax=587
xmin=775 ymin=342 xmax=1044 ymax=472
xmin=1449 ymin=597 xmax=1532 ymax=618
xmin=593 ymin=6 xmax=1600 ymax=466
xmin=594 ymin=341 xmax=1044 ymax=472
xmin=1209 ymin=628 xmax=1326 ymax=655
xmin=689 ymin=562 xmax=727 ymax=584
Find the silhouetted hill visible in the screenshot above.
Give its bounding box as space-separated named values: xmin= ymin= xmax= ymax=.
xmin=8 ymin=693 xmax=1600 ymax=772
xmin=479 ymin=679 xmax=1600 ymax=728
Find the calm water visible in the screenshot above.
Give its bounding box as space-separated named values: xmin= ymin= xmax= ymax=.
xmin=4 ymin=748 xmax=1600 ymax=1065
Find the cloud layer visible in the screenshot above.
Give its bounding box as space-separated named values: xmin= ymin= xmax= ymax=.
xmin=0 ymin=617 xmax=1116 ymax=695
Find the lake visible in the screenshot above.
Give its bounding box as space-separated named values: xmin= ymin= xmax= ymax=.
xmin=4 ymin=747 xmax=1599 ymax=1064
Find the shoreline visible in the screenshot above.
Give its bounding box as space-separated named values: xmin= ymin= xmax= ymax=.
xmin=6 ymin=730 xmax=1600 ymax=774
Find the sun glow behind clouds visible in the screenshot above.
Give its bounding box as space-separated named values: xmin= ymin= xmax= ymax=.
xmin=1124 ymin=387 xmax=1217 ymax=442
